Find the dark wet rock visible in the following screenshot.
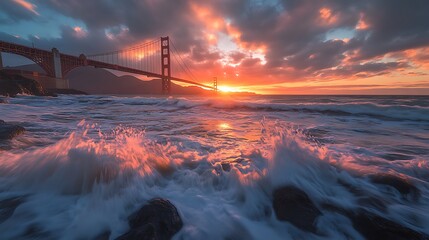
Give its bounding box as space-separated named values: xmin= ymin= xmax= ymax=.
xmin=321 ymin=199 xmax=428 ymax=239
xmin=0 ymin=70 xmax=56 ymax=97
xmin=370 ymin=174 xmax=420 ymax=198
xmin=93 ymin=230 xmax=111 ymax=240
xmin=273 ymin=186 xmax=322 ymax=232
xmin=350 ymin=210 xmax=429 ymax=240
xmin=116 ymin=198 xmax=183 ymax=240
xmin=0 ymin=196 xmax=26 ymax=224
xmin=0 ymin=120 xmax=25 ymax=139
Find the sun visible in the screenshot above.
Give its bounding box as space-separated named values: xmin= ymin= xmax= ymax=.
xmin=217 ymin=85 xmax=241 ymax=93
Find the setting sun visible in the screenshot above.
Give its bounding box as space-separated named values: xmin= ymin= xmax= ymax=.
xmin=217 ymin=85 xmax=242 ymax=93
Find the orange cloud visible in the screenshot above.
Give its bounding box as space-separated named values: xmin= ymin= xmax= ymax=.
xmin=13 ymin=0 xmax=39 ymax=16
xmin=356 ymin=13 xmax=370 ymax=30
xmin=319 ymin=7 xmax=338 ymax=25
xmin=73 ymin=26 xmax=87 ymax=38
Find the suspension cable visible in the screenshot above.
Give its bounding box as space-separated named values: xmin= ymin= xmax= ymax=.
xmin=170 ymin=39 xmax=198 ymax=82
xmin=87 ymin=38 xmax=160 ymax=57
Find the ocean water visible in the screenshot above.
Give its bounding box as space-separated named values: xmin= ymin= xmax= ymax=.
xmin=0 ymin=94 xmax=428 ymax=239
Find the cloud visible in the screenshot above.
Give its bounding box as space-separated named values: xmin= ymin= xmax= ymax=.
xmin=13 ymin=0 xmax=39 ymax=16
xmin=0 ymin=0 xmax=39 ymax=23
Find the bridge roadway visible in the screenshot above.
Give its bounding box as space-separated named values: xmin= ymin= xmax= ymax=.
xmin=0 ymin=40 xmax=215 ymax=90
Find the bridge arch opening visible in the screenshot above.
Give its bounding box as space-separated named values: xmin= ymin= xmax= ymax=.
xmin=0 ymin=50 xmax=54 ymax=76
xmin=0 ymin=52 xmax=46 ymax=73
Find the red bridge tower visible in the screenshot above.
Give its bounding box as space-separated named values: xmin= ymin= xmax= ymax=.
xmin=161 ymin=36 xmax=171 ymax=94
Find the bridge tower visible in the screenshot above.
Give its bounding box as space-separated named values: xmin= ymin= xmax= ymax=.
xmin=52 ymin=48 xmax=62 ymax=79
xmin=51 ymin=48 xmax=69 ymax=89
xmin=161 ymin=36 xmax=171 ymax=94
xmin=213 ymin=77 xmax=217 ymax=92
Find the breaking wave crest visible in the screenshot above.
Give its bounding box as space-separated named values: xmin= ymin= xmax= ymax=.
xmin=1 ymin=120 xmax=428 ymax=239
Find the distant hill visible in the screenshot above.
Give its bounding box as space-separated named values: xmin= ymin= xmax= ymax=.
xmin=7 ymin=64 xmax=212 ymax=95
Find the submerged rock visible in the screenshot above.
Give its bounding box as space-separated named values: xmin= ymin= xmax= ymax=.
xmin=273 ymin=186 xmax=322 ymax=232
xmin=321 ymin=202 xmax=429 ymax=240
xmin=0 ymin=196 xmax=26 ymax=224
xmin=370 ymin=174 xmax=420 ymax=199
xmin=350 ymin=210 xmax=429 ymax=240
xmin=0 ymin=120 xmax=25 ymax=139
xmin=116 ymin=198 xmax=183 ymax=240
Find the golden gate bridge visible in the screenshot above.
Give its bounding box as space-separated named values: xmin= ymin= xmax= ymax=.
xmin=0 ymin=36 xmax=217 ymax=94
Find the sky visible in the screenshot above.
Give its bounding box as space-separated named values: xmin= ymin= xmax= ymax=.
xmin=0 ymin=0 xmax=429 ymax=94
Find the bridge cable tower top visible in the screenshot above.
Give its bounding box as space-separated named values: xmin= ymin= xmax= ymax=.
xmin=161 ymin=36 xmax=171 ymax=94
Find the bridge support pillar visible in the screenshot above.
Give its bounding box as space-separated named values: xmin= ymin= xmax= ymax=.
xmin=52 ymin=48 xmax=68 ymax=89
xmin=161 ymin=36 xmax=171 ymax=94
xmin=0 ymin=52 xmax=3 ymax=70
xmin=52 ymin=48 xmax=62 ymax=79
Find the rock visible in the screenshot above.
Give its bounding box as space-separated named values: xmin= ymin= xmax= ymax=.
xmin=350 ymin=210 xmax=429 ymax=240
xmin=116 ymin=198 xmax=183 ymax=240
xmin=47 ymin=88 xmax=88 ymax=95
xmin=0 ymin=70 xmax=54 ymax=97
xmin=321 ymin=199 xmax=429 ymax=239
xmin=370 ymin=174 xmax=420 ymax=198
xmin=0 ymin=120 xmax=25 ymax=139
xmin=273 ymin=186 xmax=322 ymax=232
xmin=0 ymin=196 xmax=26 ymax=224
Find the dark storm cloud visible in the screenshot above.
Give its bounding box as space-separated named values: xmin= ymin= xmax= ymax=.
xmin=319 ymin=61 xmax=410 ymax=79
xmin=35 ymin=0 xmax=204 ymax=48
xmin=284 ymin=39 xmax=347 ymax=71
xmin=355 ymin=0 xmax=429 ymax=59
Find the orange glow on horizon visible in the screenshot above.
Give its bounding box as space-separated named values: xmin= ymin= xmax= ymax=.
xmin=218 ymin=85 xmax=244 ymax=93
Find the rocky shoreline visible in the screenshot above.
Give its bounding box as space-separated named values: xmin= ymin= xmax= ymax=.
xmin=0 ymin=70 xmax=87 ymax=97
xmin=1 ymin=185 xmax=427 ymax=239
